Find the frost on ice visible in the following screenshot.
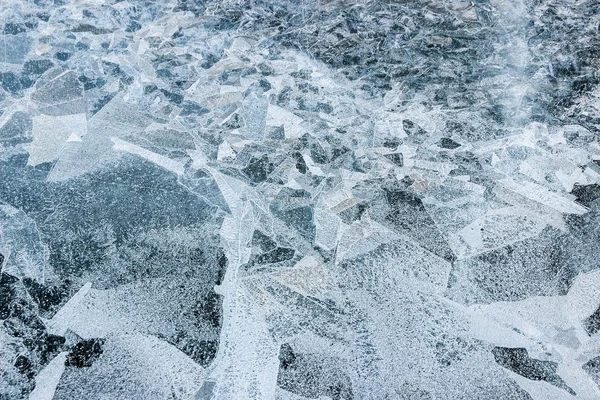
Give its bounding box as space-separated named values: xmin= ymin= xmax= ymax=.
xmin=1 ymin=0 xmax=600 ymax=399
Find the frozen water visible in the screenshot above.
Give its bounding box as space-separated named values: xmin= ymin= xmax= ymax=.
xmin=1 ymin=0 xmax=600 ymax=399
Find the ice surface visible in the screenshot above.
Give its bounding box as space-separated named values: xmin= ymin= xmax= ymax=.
xmin=2 ymin=0 xmax=600 ymax=398
xmin=111 ymin=137 xmax=185 ymax=175
xmin=28 ymin=352 xmax=67 ymax=400
xmin=28 ymin=114 xmax=87 ymax=166
xmin=0 ymin=35 xmax=31 ymax=64
xmin=52 ymin=333 xmax=205 ymax=400
xmin=0 ymin=205 xmax=53 ymax=283
xmin=463 ymin=269 xmax=600 ymax=399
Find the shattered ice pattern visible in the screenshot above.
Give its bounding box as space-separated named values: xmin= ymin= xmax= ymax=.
xmin=1 ymin=0 xmax=600 ymax=399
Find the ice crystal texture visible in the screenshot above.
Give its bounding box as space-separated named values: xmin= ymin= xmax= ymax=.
xmin=1 ymin=0 xmax=600 ymax=399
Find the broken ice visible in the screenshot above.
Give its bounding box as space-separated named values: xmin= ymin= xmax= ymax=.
xmin=1 ymin=0 xmax=600 ymax=399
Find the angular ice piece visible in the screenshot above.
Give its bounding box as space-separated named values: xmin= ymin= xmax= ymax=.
xmin=339 ymin=169 xmax=369 ymax=189
xmin=53 ymin=333 xmax=205 ymax=400
xmin=111 ymin=137 xmax=185 ymax=175
xmin=28 ymin=114 xmax=87 ymax=166
xmin=565 ymin=268 xmax=600 ymax=321
xmin=413 ymin=159 xmax=458 ymax=175
xmin=449 ymin=208 xmax=547 ymax=260
xmin=508 ymin=374 xmax=578 ymax=400
xmin=336 ymin=217 xmax=398 ymax=264
xmin=137 ymin=125 xmax=195 ymax=150
xmin=46 ymin=134 xmax=114 ymax=181
xmin=499 ymin=179 xmax=589 ymax=215
xmin=208 ymin=168 xmax=248 ymax=214
xmin=208 ymin=91 xmax=244 ymax=108
xmin=301 ymin=153 xmax=325 ymax=176
xmin=187 ymin=147 xmax=209 ymax=169
xmin=0 ymin=205 xmax=53 ymax=283
xmin=519 ymin=158 xmax=553 ymax=185
xmin=447 ymin=176 xmax=486 ymax=195
xmin=269 ymin=202 xmax=315 ymax=241
xmin=217 ymin=140 xmax=236 ymax=161
xmin=206 ymin=54 xmax=245 ymax=75
xmin=28 ymin=352 xmax=68 ymax=400
xmin=373 ymin=111 xmax=407 ymax=141
xmin=284 ymin=178 xmax=303 ymax=190
xmin=46 ymin=282 xmax=92 ymax=337
xmin=493 ymin=185 xmax=567 ymax=230
xmin=230 ymin=37 xmax=255 ymax=53
xmin=108 ymin=333 xmax=205 ymax=399
xmin=241 ymin=93 xmax=268 ymax=140
xmin=47 ymin=275 xmax=224 ymax=368
xmin=314 ymin=199 xmax=341 ymax=251
xmin=48 ymin=94 xmax=152 ymax=181
xmin=583 ymin=164 xmax=600 ymax=184
xmin=555 ymin=168 xmax=593 ymax=192
xmin=219 ymin=207 xmax=255 ymax=270
xmin=179 ymin=167 xmax=231 ymax=212
xmin=66 ymin=132 xmax=82 ymax=142
xmin=88 ymin=93 xmax=152 ymax=137
xmin=0 ymin=35 xmax=31 ymax=64
xmin=323 ymin=189 xmax=361 ymax=213
xmin=266 ymin=104 xmax=304 ymax=139
xmin=272 ymin=256 xmax=333 ymax=298
xmin=491 ymin=152 xmax=501 ymax=166
xmin=227 ymin=135 xmax=253 ymax=153
xmin=465 ymin=309 xmax=535 ymax=350
xmin=465 ymin=269 xmax=600 ymax=373
xmin=31 ymin=71 xmax=83 ymax=105
xmin=456 ymin=218 xmax=484 ymax=251
xmin=0 ymin=111 xmax=32 ymax=147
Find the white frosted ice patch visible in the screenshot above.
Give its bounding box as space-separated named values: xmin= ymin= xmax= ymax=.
xmin=28 ymin=352 xmax=68 ymax=400
xmin=2 ymin=0 xmax=600 ymax=398
xmin=28 ymin=114 xmax=87 ymax=166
